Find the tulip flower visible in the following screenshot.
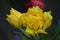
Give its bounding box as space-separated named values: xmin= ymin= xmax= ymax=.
xmin=6 ymin=6 xmax=53 ymax=36
xmin=6 ymin=8 xmax=22 ymax=28
xmin=25 ymin=0 xmax=45 ymax=9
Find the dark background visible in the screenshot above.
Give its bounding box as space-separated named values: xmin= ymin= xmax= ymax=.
xmin=0 ymin=0 xmax=60 ymax=40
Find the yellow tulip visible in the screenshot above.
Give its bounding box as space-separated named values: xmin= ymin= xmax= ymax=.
xmin=6 ymin=8 xmax=22 ymax=28
xmin=6 ymin=6 xmax=53 ymax=36
xmin=24 ymin=6 xmax=53 ymax=35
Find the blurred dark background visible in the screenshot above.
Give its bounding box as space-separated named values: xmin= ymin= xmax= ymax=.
xmin=0 ymin=0 xmax=60 ymax=40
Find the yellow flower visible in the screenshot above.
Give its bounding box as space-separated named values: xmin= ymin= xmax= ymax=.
xmin=24 ymin=6 xmax=53 ymax=36
xmin=6 ymin=6 xmax=53 ymax=36
xmin=6 ymin=8 xmax=22 ymax=28
xmin=25 ymin=15 xmax=45 ymax=36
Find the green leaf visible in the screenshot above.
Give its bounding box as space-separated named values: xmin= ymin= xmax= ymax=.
xmin=56 ymin=19 xmax=60 ymax=40
xmin=52 ymin=19 xmax=60 ymax=40
xmin=19 ymin=28 xmax=35 ymax=40
xmin=19 ymin=28 xmax=32 ymax=40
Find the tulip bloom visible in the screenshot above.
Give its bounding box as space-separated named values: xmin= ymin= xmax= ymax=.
xmin=24 ymin=6 xmax=53 ymax=36
xmin=25 ymin=0 xmax=45 ymax=9
xmin=6 ymin=6 xmax=53 ymax=36
xmin=6 ymin=8 xmax=22 ymax=28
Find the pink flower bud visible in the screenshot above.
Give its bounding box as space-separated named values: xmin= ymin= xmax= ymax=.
xmin=25 ymin=0 xmax=45 ymax=9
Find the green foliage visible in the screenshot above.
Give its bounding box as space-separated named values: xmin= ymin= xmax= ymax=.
xmin=52 ymin=19 xmax=60 ymax=40
xmin=56 ymin=19 xmax=60 ymax=40
xmin=14 ymin=19 xmax=60 ymax=40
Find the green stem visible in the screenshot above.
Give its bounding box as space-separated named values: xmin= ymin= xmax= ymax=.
xmin=35 ymin=34 xmax=40 ymax=40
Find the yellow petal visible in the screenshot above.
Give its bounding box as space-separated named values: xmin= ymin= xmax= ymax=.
xmin=27 ymin=8 xmax=35 ymax=15
xmin=6 ymin=15 xmax=20 ymax=28
xmin=43 ymin=11 xmax=53 ymax=30
xmin=27 ymin=6 xmax=43 ymax=16
xmin=20 ymin=15 xmax=27 ymax=27
xmin=10 ymin=8 xmax=22 ymax=18
xmin=43 ymin=21 xmax=51 ymax=30
xmin=44 ymin=11 xmax=53 ymax=21
xmin=6 ymin=18 xmax=19 ymax=28
xmin=33 ymin=16 xmax=43 ymax=30
xmin=32 ymin=6 xmax=43 ymax=12
xmin=38 ymin=30 xmax=48 ymax=34
xmin=25 ymin=27 xmax=34 ymax=36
